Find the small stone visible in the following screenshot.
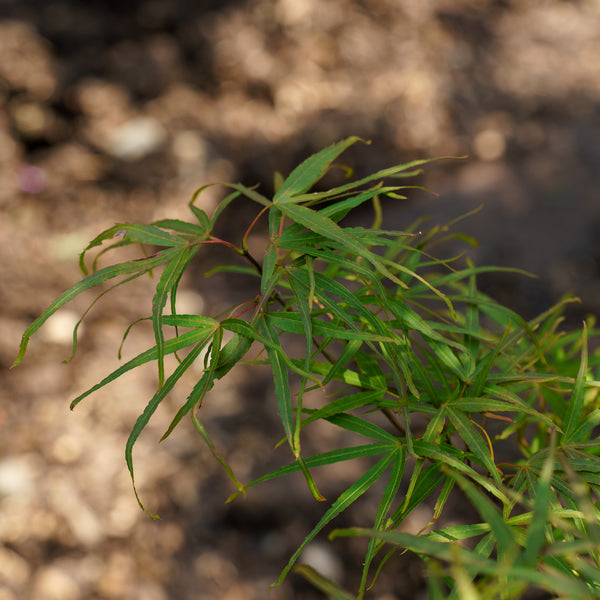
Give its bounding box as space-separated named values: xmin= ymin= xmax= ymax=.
xmin=107 ymin=117 xmax=166 ymax=160
xmin=46 ymin=472 xmax=104 ymax=546
xmin=0 ymin=546 xmax=30 ymax=589
xmin=31 ymin=565 xmax=80 ymax=600
xmin=39 ymin=310 xmax=81 ymax=344
xmin=174 ymin=289 xmax=205 ymax=315
xmin=51 ymin=434 xmax=83 ymax=464
xmin=473 ymin=129 xmax=506 ymax=162
xmin=299 ymin=542 xmax=344 ymax=583
xmin=0 ymin=455 xmax=39 ymax=498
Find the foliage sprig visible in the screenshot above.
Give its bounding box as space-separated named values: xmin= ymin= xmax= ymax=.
xmin=14 ymin=137 xmax=600 ymax=599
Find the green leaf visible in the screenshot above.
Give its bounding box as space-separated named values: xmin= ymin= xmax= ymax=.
xmin=302 ymin=390 xmax=385 ymax=428
xmin=331 ymin=527 xmax=493 ymax=569
xmin=378 ymin=339 xmax=420 ymax=399
xmin=13 ymin=248 xmax=182 ymax=368
xmin=260 ymin=314 xmax=294 ymax=449
xmin=220 ymin=319 xmax=320 ymax=384
xmin=266 ymin=311 xmax=398 ymax=343
xmin=261 ymin=242 xmax=279 ymax=297
xmin=446 ymin=407 xmax=501 ymax=484
xmin=191 ymin=410 xmax=245 ymax=497
xmin=320 ymin=184 xmax=387 ymax=221
xmin=322 ymin=338 xmax=363 ymax=386
xmin=227 ymin=443 xmax=394 ymax=502
xmin=331 ymin=528 xmax=596 ymax=600
xmin=190 ymin=185 xmax=241 ymax=231
xmin=69 ymin=326 xmax=216 ymax=410
xmin=560 ymin=323 xmax=589 ymax=445
xmin=325 ymin=413 xmax=400 ymax=443
xmin=430 ymin=476 xmax=456 ymax=525
xmin=296 ymin=454 xmax=327 ymax=502
xmin=425 ymin=561 xmax=447 ymax=600
xmin=151 ymin=218 xmax=210 ymax=238
xmin=152 ymin=245 xmax=198 ymax=387
xmin=274 ymin=136 xmax=364 ymax=201
xmin=204 ymin=264 xmax=260 ymax=278
xmin=359 ymin=448 xmax=405 ymax=598
xmin=79 ymin=224 xmax=184 ymax=273
xmin=422 ymin=407 xmax=447 ymax=443
xmin=382 ymin=257 xmax=457 ymax=318
xmin=188 ymin=202 xmax=211 ymax=232
xmin=294 ymin=155 xmax=459 ymax=207
xmin=64 ymin=272 xmax=147 ymax=364
xmin=392 ymin=460 xmax=443 ymax=525
xmin=125 ymin=337 xmax=209 ymax=518
xmin=272 ymin=451 xmax=396 ymax=587
xmin=273 ymin=170 xmax=285 ymax=193
xmin=464 ymin=267 xmax=481 ymax=356
xmin=305 ymin=358 xmax=384 ymax=392
xmin=286 ymin=270 xmax=313 ymax=458
xmin=353 ymin=351 xmax=387 ymax=391
xmin=117 ymin=223 xmax=187 ymax=246
xmin=413 ymin=441 xmax=510 ymax=506
xmin=404 ymin=345 xmax=444 ymax=402
xmin=386 ymin=301 xmax=466 ymax=367
xmin=161 ymin=314 xmax=222 ymax=329
xmin=478 ymin=386 xmax=558 ymax=429
xmin=161 ymin=327 xmax=223 ymax=440
xmin=522 ymin=440 xmax=555 ymax=567
xmin=469 ymin=321 xmax=512 ymax=396
xmin=562 ymin=408 xmax=600 ymax=443
xmin=276 ymin=202 xmax=418 ymax=293
xmin=221 ymin=181 xmax=271 ymax=208
xmin=293 ymin=565 xmax=355 ymax=600
xmin=294 ymin=270 xmax=400 ymax=344
xmin=447 ymin=469 xmax=517 ymax=561
xmin=426 ymin=522 xmax=492 ymax=543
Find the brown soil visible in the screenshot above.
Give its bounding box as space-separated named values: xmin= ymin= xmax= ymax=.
xmin=1 ymin=1 xmax=599 ymax=599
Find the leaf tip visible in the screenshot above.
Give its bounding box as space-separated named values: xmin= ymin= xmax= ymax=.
xmin=11 ymin=339 xmax=29 ymax=368
xmin=226 ymin=490 xmax=243 ymax=503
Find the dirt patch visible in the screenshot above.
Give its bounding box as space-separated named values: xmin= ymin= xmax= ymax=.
xmin=1 ymin=1 xmax=599 ymax=598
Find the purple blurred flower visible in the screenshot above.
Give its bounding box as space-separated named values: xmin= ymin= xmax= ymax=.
xmin=18 ymin=165 xmax=47 ymax=194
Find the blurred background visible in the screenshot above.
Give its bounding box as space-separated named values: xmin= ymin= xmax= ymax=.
xmin=1 ymin=1 xmax=599 ymax=598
